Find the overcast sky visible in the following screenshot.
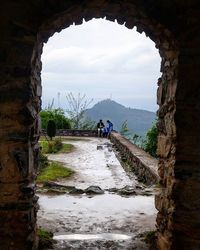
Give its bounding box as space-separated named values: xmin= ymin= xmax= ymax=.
xmin=41 ymin=19 xmax=161 ymax=112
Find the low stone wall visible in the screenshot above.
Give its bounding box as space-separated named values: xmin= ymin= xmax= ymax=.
xmin=42 ymin=129 xmax=98 ymax=137
xmin=110 ymin=132 xmax=159 ymax=185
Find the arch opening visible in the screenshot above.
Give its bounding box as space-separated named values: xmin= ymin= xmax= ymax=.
xmin=37 ymin=18 xmax=161 ymax=249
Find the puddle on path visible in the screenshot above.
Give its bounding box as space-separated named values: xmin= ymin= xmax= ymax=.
xmin=39 ymin=193 xmax=155 ymax=216
xmin=54 ymin=233 xmax=132 ymax=241
xmin=38 ymin=192 xmax=156 ymax=241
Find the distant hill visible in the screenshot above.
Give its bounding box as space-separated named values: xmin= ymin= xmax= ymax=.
xmin=85 ymin=99 xmax=156 ymax=136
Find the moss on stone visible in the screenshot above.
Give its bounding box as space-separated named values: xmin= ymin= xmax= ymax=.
xmin=37 ymin=227 xmax=55 ymax=250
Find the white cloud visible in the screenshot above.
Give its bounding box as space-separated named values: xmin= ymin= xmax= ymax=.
xmin=41 ymin=19 xmax=161 ymax=111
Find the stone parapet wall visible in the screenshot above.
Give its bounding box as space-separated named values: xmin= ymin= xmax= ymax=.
xmin=42 ymin=129 xmax=98 ymax=137
xmin=110 ymin=132 xmax=159 ymax=185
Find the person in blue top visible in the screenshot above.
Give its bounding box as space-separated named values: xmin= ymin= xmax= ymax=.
xmin=106 ymin=120 xmax=113 ymax=138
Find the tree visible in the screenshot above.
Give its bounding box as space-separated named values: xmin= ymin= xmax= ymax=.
xmin=66 ymin=92 xmax=93 ymax=129
xmin=142 ymin=123 xmax=158 ymax=157
xmin=40 ymin=108 xmax=71 ymax=130
xmin=79 ymin=117 xmax=96 ymax=130
xmin=120 ymin=120 xmax=141 ymax=145
xmin=120 ymin=120 xmax=131 ymax=137
xmin=132 ymin=134 xmax=142 ymax=146
xmin=47 ymin=120 xmax=56 ymax=140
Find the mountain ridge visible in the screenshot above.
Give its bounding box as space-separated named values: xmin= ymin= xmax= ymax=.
xmin=85 ymin=99 xmax=156 ymax=136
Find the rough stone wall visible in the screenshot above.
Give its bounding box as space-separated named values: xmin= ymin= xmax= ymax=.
xmin=0 ymin=4 xmax=40 ymax=249
xmin=110 ymin=132 xmax=159 ymax=185
xmin=42 ymin=129 xmax=98 ymax=137
xmin=0 ymin=1 xmax=200 ymax=249
xmin=155 ymin=8 xmax=200 ymax=249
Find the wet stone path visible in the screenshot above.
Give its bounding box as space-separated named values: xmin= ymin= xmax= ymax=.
xmin=37 ymin=137 xmax=157 ymax=249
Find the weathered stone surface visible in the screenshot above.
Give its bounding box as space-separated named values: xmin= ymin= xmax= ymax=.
xmin=84 ymin=185 xmax=104 ymax=195
xmin=97 ymin=145 xmax=103 ymax=150
xmin=157 ymin=135 xmax=172 ymax=158
xmin=118 ymin=185 xmax=136 ymax=196
xmin=110 ymin=132 xmax=159 ymax=185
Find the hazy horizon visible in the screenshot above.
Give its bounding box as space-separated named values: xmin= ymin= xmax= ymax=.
xmin=43 ymin=97 xmax=156 ymax=113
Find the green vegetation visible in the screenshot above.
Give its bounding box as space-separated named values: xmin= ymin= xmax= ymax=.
xmin=40 ymin=94 xmax=96 ymax=131
xmin=37 ymin=161 xmax=73 ymax=183
xmin=37 ymin=227 xmax=54 ymax=250
xmin=142 ymin=123 xmax=158 ymax=157
xmin=120 ymin=120 xmax=158 ymax=157
xmin=58 ymin=143 xmax=74 ymax=153
xmin=40 ymin=139 xmax=74 ymax=154
xmin=40 ymin=107 xmax=71 ymax=130
xmin=142 ymin=230 xmax=156 ymax=243
xmin=141 ymin=230 xmax=157 ymax=250
xmin=120 ymin=120 xmax=131 ymax=137
xmin=120 ymin=120 xmax=142 ymax=146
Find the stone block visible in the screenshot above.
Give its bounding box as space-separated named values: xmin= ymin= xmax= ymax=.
xmin=157 ymin=135 xmax=172 ymax=158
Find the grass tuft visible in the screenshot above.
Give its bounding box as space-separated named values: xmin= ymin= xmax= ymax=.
xmin=38 ymin=228 xmax=53 ymax=240
xmin=58 ymin=143 xmax=74 ymax=153
xmin=38 ymin=227 xmax=54 ymax=250
xmin=37 ymin=161 xmax=74 ymax=183
xmin=140 ymin=230 xmax=157 ymax=250
xmin=39 ymin=140 xmax=74 ymax=154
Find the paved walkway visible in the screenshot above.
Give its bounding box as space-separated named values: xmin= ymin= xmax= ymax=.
xmin=38 ymin=137 xmax=157 ymax=249
xmin=47 ymin=137 xmax=137 ymax=189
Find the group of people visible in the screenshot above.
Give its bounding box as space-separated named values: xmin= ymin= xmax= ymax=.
xmin=97 ymin=119 xmax=113 ymax=138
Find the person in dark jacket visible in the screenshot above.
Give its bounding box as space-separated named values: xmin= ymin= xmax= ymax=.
xmin=97 ymin=119 xmax=105 ymax=137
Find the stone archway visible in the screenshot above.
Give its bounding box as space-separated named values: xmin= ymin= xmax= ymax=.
xmin=0 ymin=1 xmax=200 ymax=249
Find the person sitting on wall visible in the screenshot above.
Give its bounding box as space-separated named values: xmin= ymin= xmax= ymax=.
xmin=106 ymin=120 xmax=113 ymax=138
xmin=97 ymin=119 xmax=105 ymax=137
xmin=102 ymin=126 xmax=108 ymax=137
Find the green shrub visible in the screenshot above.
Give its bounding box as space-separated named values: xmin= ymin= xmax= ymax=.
xmin=54 ymin=138 xmax=63 ymax=152
xmin=142 ymin=123 xmax=158 ymax=157
xmin=47 ymin=141 xmax=54 ymax=153
xmin=40 ymin=108 xmax=71 ymax=130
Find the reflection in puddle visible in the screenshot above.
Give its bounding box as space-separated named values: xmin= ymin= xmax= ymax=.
xmin=54 ymin=233 xmax=132 ymax=241
xmin=39 ymin=193 xmax=156 ymax=216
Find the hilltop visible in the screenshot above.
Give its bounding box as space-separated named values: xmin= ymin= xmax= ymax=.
xmin=85 ymin=99 xmax=156 ymax=136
